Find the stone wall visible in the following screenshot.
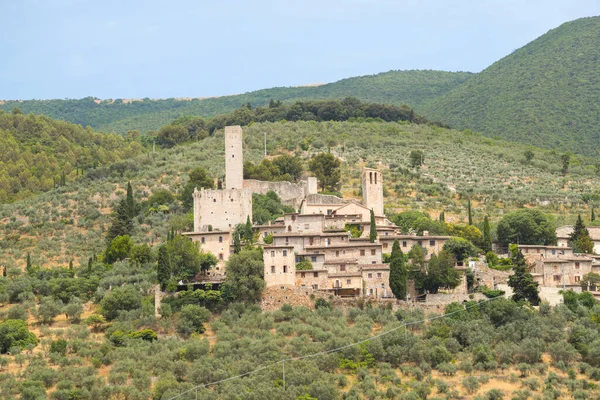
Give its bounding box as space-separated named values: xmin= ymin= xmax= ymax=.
xmin=243 ymin=179 xmax=311 ymax=209
xmin=361 ymin=167 xmax=384 ymax=216
xmin=225 ymin=126 xmax=243 ymax=189
xmin=193 ymin=187 xmax=252 ymax=232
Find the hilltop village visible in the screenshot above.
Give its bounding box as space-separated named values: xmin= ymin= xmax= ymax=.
xmin=182 ymin=126 xmax=600 ymax=305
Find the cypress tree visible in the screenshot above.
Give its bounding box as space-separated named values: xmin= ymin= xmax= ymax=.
xmin=87 ymin=257 xmax=93 ymax=274
xmin=592 ymin=206 xmax=596 ymax=222
xmin=233 ymin=230 xmax=241 ymax=254
xmin=126 ymin=181 xmax=136 ymax=219
xmin=26 ymin=252 xmax=32 ymax=273
xmin=439 ymin=211 xmax=445 ymax=223
xmin=244 ymin=216 xmax=253 ymax=242
xmin=157 ymin=245 xmax=171 ymax=290
xmin=369 ymin=209 xmax=377 ymax=243
xmin=68 ymin=260 xmax=73 ymax=271
xmin=508 ymin=249 xmax=540 ymax=305
xmin=467 ymin=197 xmax=473 ymax=225
xmin=569 ymin=214 xmax=593 ymax=253
xmin=107 ymin=199 xmax=133 ymax=243
xmin=389 ymin=239 xmax=408 ymax=300
xmin=482 ymin=215 xmax=492 ymax=253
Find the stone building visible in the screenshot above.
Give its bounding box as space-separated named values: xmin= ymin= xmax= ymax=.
xmin=518 ymin=244 xmax=592 ymax=288
xmin=557 ymin=225 xmax=600 ymax=254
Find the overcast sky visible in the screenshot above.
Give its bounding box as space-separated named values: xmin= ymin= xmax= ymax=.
xmin=1 ymin=0 xmax=598 ymax=100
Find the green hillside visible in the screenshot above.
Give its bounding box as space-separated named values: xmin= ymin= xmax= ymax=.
xmin=0 ymin=109 xmax=143 ymax=203
xmin=424 ymin=16 xmax=600 ymax=156
xmin=0 ymin=70 xmax=471 ymax=134
xmin=1 ymin=119 xmax=597 ymax=268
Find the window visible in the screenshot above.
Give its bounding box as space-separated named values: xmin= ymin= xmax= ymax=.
xmin=369 ymin=289 xmax=373 ymax=295
xmin=525 ymin=248 xmax=528 ymax=253
xmin=285 ymin=237 xmax=289 ymax=244
xmin=552 ymin=249 xmax=556 ymax=255
xmin=336 ymin=251 xmax=340 ymax=257
xmin=575 ymin=276 xmax=581 ymax=282
xmin=309 ymin=237 xmax=314 ymax=245
xmin=554 ymin=275 xmax=561 ymax=281
xmin=312 ymin=284 xmax=318 ymax=289
xmin=381 ymin=283 xmax=385 ymax=288
xmin=271 ymin=251 xmax=275 ymax=257
xmin=430 ymin=240 xmax=435 ymax=246
xmin=313 ymin=272 xmax=318 ymax=278
xmin=360 ymin=250 xmax=365 ymax=256
xmin=418 ymin=241 xmax=423 ymax=247
xmin=213 ymin=199 xmax=216 ymax=203
xmin=368 ymin=273 xmax=372 ymax=278
xmin=383 ymin=243 xmax=388 ymax=249
xmin=377 ymin=273 xmax=382 ymax=278
xmin=291 ymin=215 xmax=296 ymax=221
xmin=536 ymin=248 xmax=540 ymax=253
xmin=283 ymin=265 xmax=288 ymax=273
xmin=301 ymin=272 xmax=305 ymax=278
xmin=288 ymin=225 xmax=292 ymax=232
xmin=201 ymin=237 xmax=205 ymax=244
xmin=327 ymin=209 xmax=333 ymax=216
xmin=346 ymin=279 xmax=351 ymax=285
xmin=311 ymin=256 xmax=317 ymax=262
xmin=340 ymin=265 xmax=346 ymax=271
xmin=219 ymin=253 xmax=223 ymax=260
xmin=283 ymin=250 xmax=287 ymax=257
xmin=335 ymin=280 xmax=340 ymax=288
xmin=372 ymin=261 xmax=376 ymax=264
xmin=218 ymin=236 xmax=223 ymax=243
xmin=295 ymin=256 xmax=301 ymax=263
xmin=371 ymin=249 xmax=376 ymax=255
xmin=271 ymin=266 xmax=275 ymax=273
xmin=575 ymin=262 xmax=580 ymax=269
xmin=402 ymin=241 xmax=407 ymax=247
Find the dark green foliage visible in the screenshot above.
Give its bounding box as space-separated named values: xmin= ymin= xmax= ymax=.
xmin=442 ymin=238 xmax=478 ymax=263
xmin=561 ymin=153 xmax=571 ymax=175
xmin=156 ymin=245 xmax=171 ymax=289
xmin=0 ymin=319 xmax=38 ymax=353
xmin=524 ymin=150 xmax=535 ymax=163
xmin=106 ymin=199 xmax=133 ymax=244
xmin=100 ymin=285 xmax=142 ymax=320
xmin=221 ymin=247 xmax=265 ymax=303
xmin=467 ymin=197 xmax=473 ymax=226
xmin=166 ymin=234 xmax=214 ymax=281
xmin=409 ymin=150 xmax=424 ymax=168
xmin=496 ymin=209 xmax=557 ymax=246
xmin=508 ymin=249 xmax=540 ymax=305
xmin=369 ymin=209 xmax=377 ymax=243
xmin=0 ymin=70 xmax=471 ymax=134
xmin=424 ymin=17 xmax=600 ymax=157
xmin=569 ymin=214 xmax=594 ymax=254
xmin=49 ymin=339 xmax=67 ymax=355
xmin=424 ymin=251 xmax=461 ymax=293
xmin=309 ymin=152 xmax=341 ymax=192
xmin=315 ymin=298 xmax=332 ymax=310
xmin=105 ymin=235 xmax=134 ymax=264
xmin=180 ymin=167 xmax=215 ymax=211
xmin=389 ymin=239 xmax=407 ymax=300
xmin=244 ymin=155 xmax=304 ymax=182
xmin=252 ymin=191 xmax=294 ymax=225
xmin=125 ymin=181 xmax=137 ymax=219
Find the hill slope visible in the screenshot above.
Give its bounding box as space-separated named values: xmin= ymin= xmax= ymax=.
xmin=0 ymin=110 xmax=143 ymax=203
xmin=1 ymin=120 xmax=597 ymax=268
xmin=424 ymin=16 xmax=600 ymax=156
xmin=0 ymin=70 xmax=472 ymax=134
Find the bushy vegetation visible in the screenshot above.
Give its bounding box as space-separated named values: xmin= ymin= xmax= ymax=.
xmin=0 ymin=110 xmax=143 ymax=203
xmin=424 ymin=16 xmax=600 ymax=156
xmin=0 ymin=70 xmax=472 ymax=134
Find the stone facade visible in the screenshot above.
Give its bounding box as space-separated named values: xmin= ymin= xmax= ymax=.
xmin=192 ymin=187 xmax=252 ymax=232
xmin=361 ymin=167 xmax=384 ymax=216
xmin=243 ymin=178 xmax=317 ymax=209
xmin=225 ymin=125 xmax=243 ymax=189
xmin=183 ymin=230 xmax=232 ymax=276
xmin=263 ymin=245 xmax=296 ymax=286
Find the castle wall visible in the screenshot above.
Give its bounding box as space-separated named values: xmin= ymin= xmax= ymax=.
xmin=243 ymin=179 xmax=311 ymax=209
xmin=193 ymin=188 xmax=252 ymax=232
xmin=225 ymin=126 xmax=243 ymax=189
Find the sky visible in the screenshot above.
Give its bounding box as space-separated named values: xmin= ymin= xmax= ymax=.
xmin=1 ymin=0 xmax=598 ymax=100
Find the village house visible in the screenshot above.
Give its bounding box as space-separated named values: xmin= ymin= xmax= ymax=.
xmin=518 ymin=244 xmax=592 ymax=288
xmin=557 ymin=225 xmax=600 ymax=254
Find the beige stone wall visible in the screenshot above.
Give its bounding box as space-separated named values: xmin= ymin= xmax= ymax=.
xmin=193 ymin=188 xmax=252 ymax=232
xmin=301 ymin=194 xmax=345 ymax=215
xmin=361 ymin=167 xmax=384 ymax=216
xmin=264 ymin=246 xmax=296 ymax=286
xmin=283 ymin=214 xmax=324 ymax=233
xmin=243 ymin=179 xmax=310 ymax=209
xmin=225 ymin=126 xmax=243 ymax=190
xmin=184 ymin=231 xmax=232 ymax=276
xmin=363 ymin=266 xmax=391 ymax=298
xmin=380 ymin=236 xmax=449 ymax=258
xmin=535 ymin=259 xmax=592 ymax=287
xmin=296 ymin=269 xmax=329 ymax=289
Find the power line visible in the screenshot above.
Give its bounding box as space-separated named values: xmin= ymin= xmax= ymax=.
xmin=167 ymin=295 xmax=503 ymax=400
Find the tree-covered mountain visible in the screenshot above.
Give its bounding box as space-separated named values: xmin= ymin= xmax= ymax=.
xmin=423 ymin=16 xmax=600 ymax=156
xmin=0 ymin=109 xmax=143 ymax=203
xmin=0 ymin=70 xmax=472 ymax=134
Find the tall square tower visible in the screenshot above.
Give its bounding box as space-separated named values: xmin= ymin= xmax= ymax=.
xmin=225 ymin=125 xmax=243 ymax=189
xmin=361 ymin=167 xmax=384 ymax=216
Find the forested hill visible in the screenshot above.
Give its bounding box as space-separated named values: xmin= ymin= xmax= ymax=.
xmin=423 ymin=16 xmax=600 ymax=156
xmin=0 ymin=109 xmax=143 ymax=203
xmin=0 ymin=70 xmax=472 ymax=134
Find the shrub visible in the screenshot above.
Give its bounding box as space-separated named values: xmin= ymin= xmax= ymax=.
xmin=0 ymin=319 xmax=38 ymax=353
xmin=100 ymin=285 xmax=142 ymax=321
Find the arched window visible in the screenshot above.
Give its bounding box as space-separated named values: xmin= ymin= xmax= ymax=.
xmin=201 ymin=237 xmax=205 ymax=244
xmin=218 ymin=236 xmax=223 ymax=243
xmin=375 ymin=172 xmax=377 ymax=184
xmin=369 ymin=172 xmax=373 ymax=184
xmin=288 ymin=225 xmax=292 ymax=232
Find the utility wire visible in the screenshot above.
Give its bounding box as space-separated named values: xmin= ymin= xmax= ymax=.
xmin=168 ymin=295 xmax=503 ymax=400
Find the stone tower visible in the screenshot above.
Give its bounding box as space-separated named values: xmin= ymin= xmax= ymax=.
xmin=225 ymin=125 xmax=243 ymax=189
xmin=361 ymin=167 xmax=384 ymax=216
